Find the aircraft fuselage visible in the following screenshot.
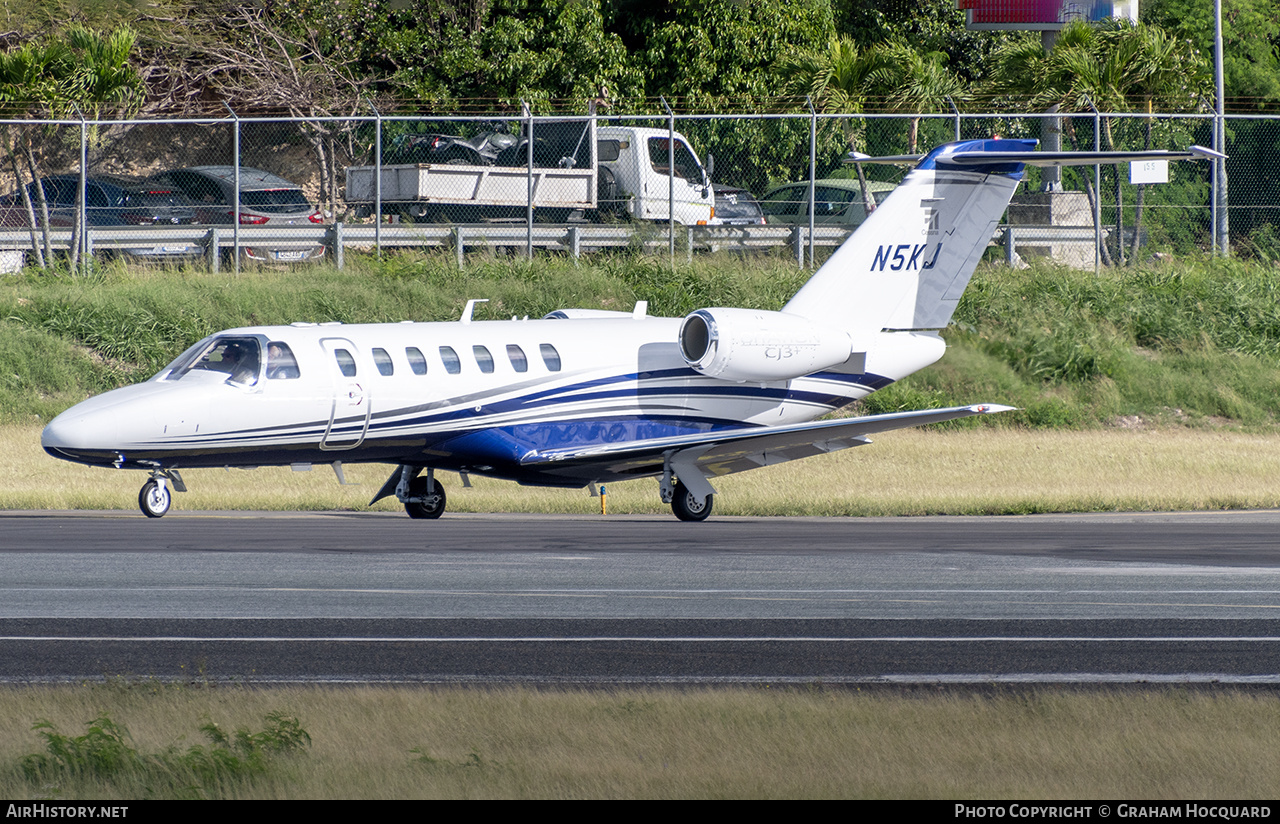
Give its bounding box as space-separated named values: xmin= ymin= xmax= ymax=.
xmin=42 ymin=315 xmax=924 ymax=488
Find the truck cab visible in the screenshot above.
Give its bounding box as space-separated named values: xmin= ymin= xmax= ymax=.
xmin=597 ymin=127 xmax=713 ymax=225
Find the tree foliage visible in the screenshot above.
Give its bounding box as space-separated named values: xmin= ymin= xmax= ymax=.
xmin=1143 ymin=0 xmax=1280 ymax=106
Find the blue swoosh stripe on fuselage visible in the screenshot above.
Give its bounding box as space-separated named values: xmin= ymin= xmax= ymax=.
xmin=106 ymin=369 xmax=892 ymax=463
xmin=182 ymin=368 xmax=890 ymax=444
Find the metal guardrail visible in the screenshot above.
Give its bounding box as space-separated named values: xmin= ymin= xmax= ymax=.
xmin=998 ymin=224 xmax=1109 ymax=268
xmin=0 ymin=223 xmax=860 ymax=268
xmin=0 ymin=222 xmax=1104 ymax=271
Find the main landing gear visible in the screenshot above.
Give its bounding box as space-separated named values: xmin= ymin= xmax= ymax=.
xmin=670 ymin=480 xmax=713 ymax=522
xmin=659 ymin=462 xmax=714 ymax=522
xmin=373 ymin=465 xmax=449 ymax=519
xmin=404 ymin=475 xmax=447 ymax=519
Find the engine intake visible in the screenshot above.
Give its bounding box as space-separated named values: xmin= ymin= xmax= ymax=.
xmin=678 ymin=308 xmax=855 ymax=382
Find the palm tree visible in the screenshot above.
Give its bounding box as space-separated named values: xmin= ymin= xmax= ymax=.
xmin=0 ymin=38 xmax=75 ymax=268
xmin=778 ymin=37 xmax=877 ymax=217
xmin=870 ymin=41 xmax=966 ymax=154
xmin=0 ymin=25 xmax=143 ymax=269
xmin=985 ymin=20 xmax=1210 ymax=264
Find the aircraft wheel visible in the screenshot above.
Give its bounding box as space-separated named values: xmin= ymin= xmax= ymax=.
xmin=671 ymin=479 xmax=712 ymax=522
xmin=139 ymin=479 xmax=171 ymax=519
xmin=405 ymin=476 xmax=446 ymax=520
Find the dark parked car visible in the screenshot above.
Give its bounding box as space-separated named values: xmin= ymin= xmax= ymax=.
xmin=4 ymin=174 xmax=203 ymax=260
xmin=148 ymin=166 xmax=325 ymax=262
xmin=710 ymin=185 xmax=765 ymax=226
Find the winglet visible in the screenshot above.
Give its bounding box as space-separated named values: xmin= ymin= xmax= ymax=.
xmin=1190 ymin=145 xmax=1228 ymax=160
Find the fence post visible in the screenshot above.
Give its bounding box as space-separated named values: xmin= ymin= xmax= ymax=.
xmin=662 ymin=96 xmax=675 ymax=268
xmin=367 ymin=100 xmax=382 ymax=260
xmin=1089 ymin=99 xmax=1101 ymax=274
xmin=569 ymin=225 xmax=580 ymax=262
xmin=807 ymin=96 xmax=816 ymax=270
xmin=454 ymin=226 xmax=464 ymax=267
xmin=792 ymin=226 xmax=803 ymax=268
xmin=223 ymin=102 xmax=241 ymax=277
xmin=1213 ymin=0 xmax=1229 ymax=256
xmin=523 ymin=100 xmax=533 ymax=261
xmin=947 ymin=96 xmax=961 ymax=141
xmin=331 ymin=221 xmax=344 ymax=270
xmin=1005 ymin=227 xmax=1016 ymax=266
xmin=76 ymin=106 xmax=88 ymax=274
xmin=208 ymin=228 xmax=220 ymax=274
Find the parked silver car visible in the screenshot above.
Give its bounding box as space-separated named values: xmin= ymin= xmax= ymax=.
xmin=148 ymin=166 xmax=325 ymax=262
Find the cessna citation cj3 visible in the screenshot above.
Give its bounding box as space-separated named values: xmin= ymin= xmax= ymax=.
xmin=42 ymin=139 xmax=1221 ymax=520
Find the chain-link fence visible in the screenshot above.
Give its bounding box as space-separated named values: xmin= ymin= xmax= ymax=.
xmin=0 ymin=109 xmax=1270 ymax=272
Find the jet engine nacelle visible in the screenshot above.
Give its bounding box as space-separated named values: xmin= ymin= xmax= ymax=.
xmin=678 ymin=308 xmax=855 ymax=382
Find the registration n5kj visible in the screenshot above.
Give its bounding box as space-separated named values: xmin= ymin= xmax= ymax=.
xmin=42 ymin=140 xmax=1221 ymax=520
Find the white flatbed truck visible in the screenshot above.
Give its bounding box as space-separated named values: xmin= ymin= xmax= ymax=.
xmin=345 ymin=121 xmax=714 ymax=225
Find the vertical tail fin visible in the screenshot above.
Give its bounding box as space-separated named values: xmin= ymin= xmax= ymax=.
xmin=784 ymin=139 xmax=1035 ymax=335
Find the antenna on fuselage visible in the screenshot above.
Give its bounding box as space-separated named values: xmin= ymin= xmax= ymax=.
xmin=460 ymin=299 xmax=489 ymax=324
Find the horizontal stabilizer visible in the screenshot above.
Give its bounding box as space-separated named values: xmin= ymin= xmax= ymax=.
xmin=850 ymin=145 xmax=1225 ymax=168
xmin=945 ymin=145 xmax=1226 ymax=167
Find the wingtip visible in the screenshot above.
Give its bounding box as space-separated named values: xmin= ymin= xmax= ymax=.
xmin=969 ymin=403 xmax=1018 ymax=414
xmin=1189 ymin=145 xmax=1228 ymax=161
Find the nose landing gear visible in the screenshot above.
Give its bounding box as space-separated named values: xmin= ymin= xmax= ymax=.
xmin=137 ymin=468 xmax=185 ymax=518
xmin=139 ymin=478 xmax=171 ymax=518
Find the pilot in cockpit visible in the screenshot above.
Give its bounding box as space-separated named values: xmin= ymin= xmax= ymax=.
xmin=221 ymin=343 xmax=259 ymax=385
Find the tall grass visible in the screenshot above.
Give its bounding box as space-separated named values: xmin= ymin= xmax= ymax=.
xmin=10 ymin=425 xmax=1280 ymax=515
xmin=4 ymin=253 xmax=1280 ymax=429
xmin=1 ymin=685 xmax=1277 ymax=799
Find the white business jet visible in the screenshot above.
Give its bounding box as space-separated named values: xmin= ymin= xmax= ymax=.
xmin=41 ymin=139 xmax=1222 ymax=520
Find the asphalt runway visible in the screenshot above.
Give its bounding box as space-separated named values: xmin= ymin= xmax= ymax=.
xmin=4 ymin=509 xmax=1280 ymax=685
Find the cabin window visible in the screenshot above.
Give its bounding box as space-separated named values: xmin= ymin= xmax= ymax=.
xmin=440 ymin=346 xmax=461 ymax=375
xmin=507 ymin=344 xmax=528 ymax=373
xmin=373 ymin=347 xmax=394 ymax=376
xmin=266 ymin=341 xmax=300 ymax=380
xmin=473 ymin=345 xmax=495 ymax=374
xmin=540 ymin=343 xmax=562 ymax=372
xmin=406 ymin=347 xmax=428 ymax=375
xmin=334 ymin=348 xmax=357 ymax=377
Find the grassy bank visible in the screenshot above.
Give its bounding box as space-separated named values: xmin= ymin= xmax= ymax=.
xmin=2 ymin=685 xmax=1277 ymax=799
xmin=7 ymin=253 xmax=1280 ymax=516
xmin=4 ymin=252 xmax=1280 ymax=430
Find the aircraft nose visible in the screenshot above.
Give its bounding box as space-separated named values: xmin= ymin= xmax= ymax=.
xmin=42 ymin=400 xmax=122 ymax=466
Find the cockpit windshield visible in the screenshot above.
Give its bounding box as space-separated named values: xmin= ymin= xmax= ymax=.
xmin=163 ymin=336 xmax=262 ymax=386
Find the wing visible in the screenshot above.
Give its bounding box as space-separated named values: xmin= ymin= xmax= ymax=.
xmin=519 ymin=404 xmax=1015 ymax=487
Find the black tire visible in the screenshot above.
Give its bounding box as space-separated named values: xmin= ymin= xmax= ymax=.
xmin=671 ymin=479 xmax=712 ymax=522
xmin=139 ymin=479 xmax=171 ymax=518
xmin=594 ymin=167 xmax=626 ymax=220
xmin=405 ymin=476 xmax=446 ymax=520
